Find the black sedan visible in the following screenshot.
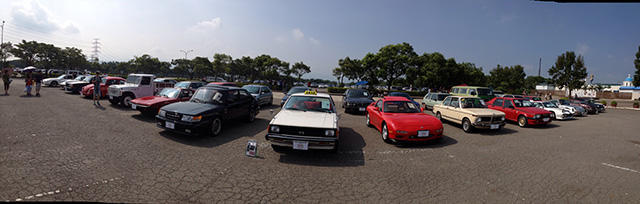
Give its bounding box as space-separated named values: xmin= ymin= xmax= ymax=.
xmin=342 ymin=88 xmax=373 ymax=113
xmin=156 ymin=85 xmax=259 ymax=136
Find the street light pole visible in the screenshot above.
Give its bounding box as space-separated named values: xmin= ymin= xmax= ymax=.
xmin=179 ymin=49 xmax=193 ymax=59
xmin=1 ymin=20 xmax=5 ymax=67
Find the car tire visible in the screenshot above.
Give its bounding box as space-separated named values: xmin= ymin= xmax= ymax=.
xmin=121 ymin=94 xmax=134 ymax=107
xmin=246 ymin=108 xmax=256 ymax=122
xmin=518 ymin=115 xmax=527 ymax=127
xmin=381 ymin=123 xmax=392 ymax=144
xmin=366 ymin=113 xmax=373 ymax=127
xmin=50 ymin=81 xmax=58 ymax=87
xmin=271 ymin=145 xmax=287 ymax=153
xmin=436 ymin=112 xmax=443 ymax=121
xmin=210 ymin=117 xmax=222 ymax=137
xmin=550 ymin=112 xmax=556 ymax=120
xmin=462 ymin=118 xmax=473 ymax=133
xmin=108 ymin=98 xmax=119 ymax=105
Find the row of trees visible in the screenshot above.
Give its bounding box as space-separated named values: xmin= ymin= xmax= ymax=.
xmin=1 ymin=40 xmax=312 ymax=86
xmin=332 ymin=42 xmax=589 ymax=95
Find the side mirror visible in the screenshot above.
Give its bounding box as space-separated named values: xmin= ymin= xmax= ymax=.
xmin=373 ymin=107 xmax=380 ymax=112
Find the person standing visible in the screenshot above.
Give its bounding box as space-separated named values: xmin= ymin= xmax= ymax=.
xmin=25 ymin=72 xmax=33 ymax=96
xmin=33 ymin=70 xmax=43 ymax=97
xmin=2 ymin=69 xmax=10 ymax=95
xmin=93 ymin=71 xmax=102 ymax=106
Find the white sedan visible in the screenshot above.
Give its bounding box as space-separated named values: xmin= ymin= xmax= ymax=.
xmin=43 ymin=74 xmax=75 ymax=87
xmin=534 ymin=101 xmax=573 ymax=120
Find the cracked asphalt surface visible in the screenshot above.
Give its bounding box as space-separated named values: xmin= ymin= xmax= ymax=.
xmin=1 ymin=80 xmax=640 ymax=203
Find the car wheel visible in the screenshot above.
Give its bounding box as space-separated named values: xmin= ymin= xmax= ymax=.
xmin=436 ymin=112 xmax=443 ymax=121
xmin=210 ymin=117 xmax=222 ymax=137
xmin=271 ymin=145 xmax=287 ymax=153
xmin=121 ymin=95 xmax=134 ymax=107
xmin=462 ymin=118 xmax=473 ymax=133
xmin=50 ymin=81 xmax=58 ymax=87
xmin=366 ymin=113 xmax=372 ymax=127
xmin=518 ymin=115 xmax=527 ymax=127
xmin=108 ymin=97 xmax=119 ymax=105
xmin=381 ymin=123 xmax=392 ymax=144
xmin=550 ymin=112 xmax=556 ymax=120
xmin=246 ymin=109 xmax=256 ymax=122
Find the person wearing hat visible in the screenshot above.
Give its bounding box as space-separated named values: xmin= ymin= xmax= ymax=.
xmin=93 ymin=71 xmax=102 ymax=106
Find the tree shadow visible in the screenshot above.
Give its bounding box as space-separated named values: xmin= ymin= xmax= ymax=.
xmin=158 ymin=118 xmax=270 ymax=148
xmin=394 ymin=135 xmax=458 ymax=149
xmin=276 ymin=127 xmax=366 ymax=167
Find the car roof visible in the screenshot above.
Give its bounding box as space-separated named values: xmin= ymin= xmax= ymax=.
xmin=129 ymin=74 xmax=155 ymax=77
xmin=449 ymin=96 xmax=480 ymax=99
xmin=105 ymin=76 xmax=124 ymax=80
xmin=383 ymin=96 xmax=411 ymax=101
xmin=429 ymin=92 xmax=450 ymax=95
xmin=201 ymin=84 xmax=243 ymax=90
xmin=243 ymin=84 xmax=267 ymax=87
xmin=452 ymin=86 xmax=490 ymax=89
xmin=290 ymin=92 xmax=331 ymax=98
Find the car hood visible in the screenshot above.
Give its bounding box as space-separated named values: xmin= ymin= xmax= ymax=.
xmin=271 ymin=109 xmax=337 ymax=129
xmin=161 ymin=102 xmax=219 ymax=115
xmin=515 ymin=107 xmax=550 ymax=115
xmin=68 ymin=81 xmax=90 ymax=85
xmin=82 ymin=84 xmax=95 ymax=91
xmin=383 ymin=113 xmax=442 ymax=129
xmin=345 ymin=97 xmax=373 ymax=103
xmin=461 ymin=108 xmax=505 ymax=116
xmin=543 ymin=107 xmax=564 ymax=113
xmin=43 ymin=78 xmax=57 ymax=82
xmin=132 ymin=96 xmax=176 ymax=106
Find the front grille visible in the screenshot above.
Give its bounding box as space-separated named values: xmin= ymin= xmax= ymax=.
xmin=165 ymin=111 xmax=181 ymax=121
xmin=480 ymin=117 xmax=492 ymax=122
xmin=278 ymin=126 xmax=327 ymax=137
xmin=542 ymin=113 xmax=550 ymax=118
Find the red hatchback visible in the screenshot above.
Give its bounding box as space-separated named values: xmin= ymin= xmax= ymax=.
xmin=366 ymin=96 xmax=444 ymax=144
xmin=487 ymin=97 xmax=552 ymax=127
xmin=130 ymin=88 xmax=194 ymax=115
xmin=81 ymin=76 xmax=125 ymax=98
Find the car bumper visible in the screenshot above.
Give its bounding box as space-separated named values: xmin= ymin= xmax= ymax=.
xmin=132 ymin=104 xmax=156 ymax=113
xmin=156 ymin=115 xmax=210 ymax=135
xmin=391 ymin=131 xmax=443 ymax=142
xmin=556 ymin=114 xmax=573 ymax=120
xmin=472 ymin=121 xmax=505 ymax=129
xmin=265 ymin=133 xmax=338 ymax=150
xmin=526 ymin=117 xmax=551 ymax=125
xmin=345 ymin=103 xmax=369 ymax=112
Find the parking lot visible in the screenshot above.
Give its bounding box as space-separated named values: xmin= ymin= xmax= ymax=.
xmin=1 ymin=80 xmax=640 ymax=203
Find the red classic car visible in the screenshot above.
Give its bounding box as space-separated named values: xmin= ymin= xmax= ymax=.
xmin=80 ymin=76 xmax=125 ymax=98
xmin=487 ymin=97 xmax=552 ymax=127
xmin=130 ymin=88 xmax=194 ymax=115
xmin=366 ymin=96 xmax=444 ymax=144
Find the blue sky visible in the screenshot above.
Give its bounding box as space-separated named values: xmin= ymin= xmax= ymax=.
xmin=1 ymin=0 xmax=639 ymax=83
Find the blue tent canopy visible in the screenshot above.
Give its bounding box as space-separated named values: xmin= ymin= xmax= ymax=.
xmin=355 ymin=81 xmax=368 ymax=86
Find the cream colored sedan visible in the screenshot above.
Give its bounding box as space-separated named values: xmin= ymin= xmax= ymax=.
xmin=433 ymin=96 xmax=506 ymax=133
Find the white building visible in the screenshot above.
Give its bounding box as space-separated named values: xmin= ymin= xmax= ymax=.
xmin=619 ymin=74 xmax=640 ymax=100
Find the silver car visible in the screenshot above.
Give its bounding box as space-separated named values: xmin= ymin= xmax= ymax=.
xmin=242 ymin=85 xmax=273 ymax=106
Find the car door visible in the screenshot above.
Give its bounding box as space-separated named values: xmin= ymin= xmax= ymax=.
xmin=223 ymin=90 xmax=241 ymax=119
xmin=139 ymin=76 xmax=153 ymax=96
xmin=491 ymin=98 xmax=504 ymax=113
xmin=260 ymin=87 xmax=272 ymax=104
xmin=370 ymin=100 xmax=383 ymax=129
xmin=503 ymin=99 xmax=516 ymax=121
xmin=422 ymin=93 xmax=430 ymax=106
xmin=238 ymin=89 xmax=254 ymax=116
xmin=448 ymin=97 xmax=462 ymax=123
xmin=439 ymin=97 xmax=452 ymax=119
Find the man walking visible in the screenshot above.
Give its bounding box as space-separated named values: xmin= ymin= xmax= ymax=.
xmin=33 ymin=70 xmax=43 ymax=97
xmin=93 ymin=71 xmax=102 ymax=106
xmin=2 ymin=68 xmax=10 ymax=95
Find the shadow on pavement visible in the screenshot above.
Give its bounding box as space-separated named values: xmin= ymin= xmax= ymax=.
xmin=131 ymin=114 xmax=156 ymax=123
xmin=395 ymin=135 xmax=458 ymax=149
xmin=276 ymin=127 xmax=366 ymax=167
xmin=530 ymin=123 xmax=560 ymax=129
xmin=109 ymin=103 xmax=135 ymax=111
xmin=158 ymin=118 xmax=269 ymax=148
xmin=476 ymin=127 xmax=518 ymax=136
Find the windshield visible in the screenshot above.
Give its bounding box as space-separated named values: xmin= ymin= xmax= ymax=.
xmin=383 ymin=101 xmax=420 ymax=113
xmin=126 ymin=75 xmax=141 ymax=84
xmin=287 ymin=87 xmax=309 ymax=95
xmin=74 ymin=76 xmax=84 ymax=80
xmin=83 ymin=76 xmax=94 ymax=82
xmin=175 ymin=82 xmax=189 ymax=89
xmin=436 ymin=94 xmax=450 ymax=101
xmin=284 ymin=96 xmax=334 ymax=113
xmin=158 ymin=88 xmax=180 ymax=98
xmin=390 ymin=92 xmax=412 ymax=100
xmin=513 ymin=99 xmax=535 ymax=107
xmin=477 ymin=88 xmax=492 ymax=96
xmin=543 ymin=102 xmax=557 ymax=108
xmin=243 ymin=86 xmax=261 ymax=94
xmin=461 ymin=98 xmax=487 ymax=108
xmin=101 ymin=78 xmax=107 ymax=84
xmin=57 ymin=75 xmax=66 ymax=79
xmin=190 ymin=88 xmax=221 ymax=104
xmin=347 ymin=89 xmax=369 ymax=98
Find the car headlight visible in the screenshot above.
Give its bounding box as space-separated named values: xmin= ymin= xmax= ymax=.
xmin=158 ymin=110 xmax=166 ymax=117
xmin=270 ymin=125 xmax=280 ymax=133
xmin=182 ymin=115 xmax=202 ymax=122
xmin=435 ymin=128 xmax=443 ymax=133
xmin=396 ymin=130 xmax=408 ymax=134
xmin=535 ymin=115 xmax=541 ymax=119
xmin=325 ymin=129 xmax=336 ymax=136
xmin=500 ymin=116 xmax=505 ymax=121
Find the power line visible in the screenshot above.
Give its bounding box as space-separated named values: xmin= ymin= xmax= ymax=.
xmin=180 ymin=49 xmax=193 ymax=59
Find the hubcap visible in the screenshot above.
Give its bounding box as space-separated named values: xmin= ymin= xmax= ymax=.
xmin=463 ymin=121 xmax=469 ymax=130
xmin=124 ymin=97 xmax=131 ymax=106
xmin=519 ymin=117 xmax=525 ymax=126
xmin=366 ymin=114 xmax=370 ymax=124
xmin=437 ymin=113 xmax=441 ymax=120
xmin=212 ymin=119 xmax=221 ymax=135
xmin=382 ymin=125 xmax=388 ymax=140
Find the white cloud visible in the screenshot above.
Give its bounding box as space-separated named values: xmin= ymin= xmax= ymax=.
xmin=292 ymin=28 xmax=304 ymax=40
xmin=309 ymin=37 xmax=320 ymax=45
xmin=190 ymin=17 xmax=222 ymax=31
xmin=577 ymin=43 xmax=589 ymax=55
xmin=9 ymin=0 xmax=75 ymax=34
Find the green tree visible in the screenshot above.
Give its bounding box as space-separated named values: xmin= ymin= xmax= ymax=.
xmin=291 ymin=61 xmax=311 ymax=82
xmin=61 ymin=47 xmax=88 ymax=70
xmin=171 ymin=58 xmax=194 ymax=79
xmin=0 ymin=42 xmax=12 ymax=67
xmin=360 ymin=52 xmax=381 ymax=90
xmin=10 ymin=40 xmax=40 ymax=66
xmin=548 ymin=51 xmax=588 ymax=98
xmin=212 ymin=53 xmax=232 ymax=79
xmin=633 ymin=45 xmax=640 ymax=87
xmin=338 ymin=57 xmax=364 ymax=82
xmin=375 ymin=42 xmax=417 ymax=91
xmin=232 ymin=56 xmax=254 ymax=81
xmin=129 ymin=54 xmax=170 ymax=76
xmin=488 ymin=65 xmax=527 ymax=94
xmin=332 ymin=67 xmax=344 ymax=87
xmin=192 ymin=57 xmax=212 ymax=79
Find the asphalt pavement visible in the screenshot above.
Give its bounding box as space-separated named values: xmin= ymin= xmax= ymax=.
xmin=1 ymin=80 xmax=640 ymax=203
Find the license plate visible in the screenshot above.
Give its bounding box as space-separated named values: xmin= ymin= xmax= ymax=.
xmin=417 ymin=130 xmax=429 ymax=137
xmin=490 ymin=124 xmax=499 ymax=129
xmin=109 ymin=96 xmax=113 ymax=100
xmin=359 ymin=107 xmax=366 ymax=111
xmin=292 ymin=140 xmax=309 ymax=150
xmin=165 ymin=122 xmax=175 ymax=129
xmin=131 ymin=104 xmax=137 ymax=110
xmin=543 ymin=118 xmax=550 ymax=122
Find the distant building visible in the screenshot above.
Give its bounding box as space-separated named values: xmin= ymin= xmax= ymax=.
xmin=619 ymin=74 xmax=640 ymax=100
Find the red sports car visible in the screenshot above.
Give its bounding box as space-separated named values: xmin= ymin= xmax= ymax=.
xmin=487 ymin=97 xmax=552 ymax=127
xmin=80 ymin=76 xmax=125 ymax=98
xmin=130 ymin=88 xmax=194 ymax=115
xmin=366 ymin=96 xmax=444 ymax=144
